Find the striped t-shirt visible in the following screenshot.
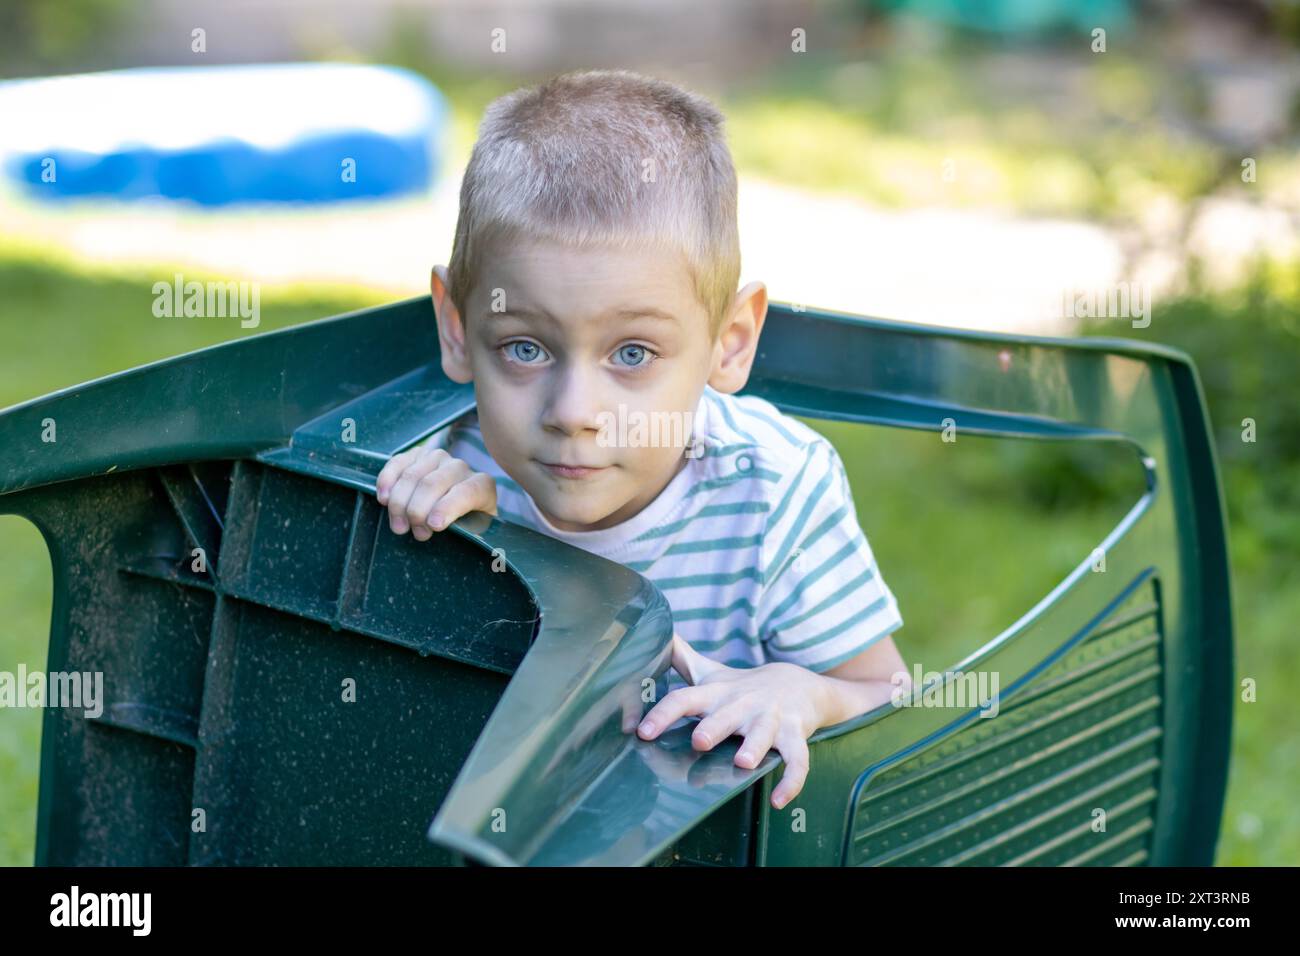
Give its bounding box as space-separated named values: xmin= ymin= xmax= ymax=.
xmin=430 ymin=385 xmax=903 ymax=691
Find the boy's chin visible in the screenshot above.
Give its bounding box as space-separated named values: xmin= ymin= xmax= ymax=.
xmin=532 ymin=494 xmax=626 ymax=532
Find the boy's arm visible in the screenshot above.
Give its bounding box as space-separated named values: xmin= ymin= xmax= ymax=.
xmin=814 ymin=632 xmax=912 ymax=727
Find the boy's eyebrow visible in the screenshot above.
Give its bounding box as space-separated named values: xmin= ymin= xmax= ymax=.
xmin=482 ymin=306 xmax=680 ymax=323
xmin=613 ymin=307 xmax=679 ymax=323
xmin=482 ymin=306 xmax=552 ymax=322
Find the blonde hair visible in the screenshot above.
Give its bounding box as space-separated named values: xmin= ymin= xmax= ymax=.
xmin=447 ymin=69 xmax=740 ymax=337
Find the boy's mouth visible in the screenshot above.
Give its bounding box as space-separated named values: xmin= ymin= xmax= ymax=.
xmin=537 ymin=460 xmax=608 ymax=480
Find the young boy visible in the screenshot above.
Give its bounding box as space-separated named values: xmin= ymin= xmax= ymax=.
xmin=376 ymin=69 xmax=908 ymax=810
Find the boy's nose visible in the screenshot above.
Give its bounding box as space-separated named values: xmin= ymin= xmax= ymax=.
xmin=540 ymin=365 xmax=605 ymax=437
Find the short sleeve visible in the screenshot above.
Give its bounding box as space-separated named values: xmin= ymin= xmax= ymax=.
xmin=419 ymin=411 xmax=472 ymax=452
xmin=421 ymin=427 xmax=451 ymax=451
xmin=757 ymin=439 xmax=903 ymax=672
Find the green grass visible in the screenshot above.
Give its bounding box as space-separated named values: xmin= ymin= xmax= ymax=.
xmin=812 ymin=419 xmax=1145 ymax=669
xmin=723 ymin=51 xmax=1241 ymax=221
xmin=0 ymin=242 xmax=388 ymax=410
xmin=0 ymin=516 xmax=50 ymax=867
xmin=1216 ymin=562 xmax=1300 ymax=864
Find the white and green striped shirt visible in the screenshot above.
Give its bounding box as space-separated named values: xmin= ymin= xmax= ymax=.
xmin=433 ymin=385 xmax=903 ymax=689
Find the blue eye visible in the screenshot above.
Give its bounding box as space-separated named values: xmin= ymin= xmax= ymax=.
xmin=615 ymin=344 xmax=651 ymax=367
xmin=506 ymin=341 xmax=547 ymax=364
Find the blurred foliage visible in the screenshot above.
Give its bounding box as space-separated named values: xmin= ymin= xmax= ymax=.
xmin=936 ymin=259 xmax=1300 ymax=568
xmin=0 ymin=0 xmax=137 ymax=78
xmin=1281 ymin=0 xmax=1300 ymax=40
xmin=379 ymin=41 xmax=1232 ymax=224
xmin=374 ymin=12 xmax=1298 ymax=231
xmin=963 ymin=435 xmax=1146 ymax=511
xmin=1086 ymin=259 xmax=1300 ymax=571
xmin=723 ymin=52 xmax=1224 ymax=221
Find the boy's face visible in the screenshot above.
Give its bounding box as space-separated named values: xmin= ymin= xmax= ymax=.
xmin=435 ymin=235 xmax=761 ymax=532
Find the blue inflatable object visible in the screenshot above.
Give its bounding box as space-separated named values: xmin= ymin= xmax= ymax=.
xmin=0 ymin=63 xmax=448 ymax=205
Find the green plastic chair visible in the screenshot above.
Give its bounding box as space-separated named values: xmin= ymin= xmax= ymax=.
xmin=0 ymin=297 xmax=1232 ymax=865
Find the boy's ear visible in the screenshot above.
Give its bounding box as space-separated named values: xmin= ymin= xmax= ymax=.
xmin=431 ymin=265 xmax=473 ymax=384
xmin=708 ymin=280 xmax=768 ymax=394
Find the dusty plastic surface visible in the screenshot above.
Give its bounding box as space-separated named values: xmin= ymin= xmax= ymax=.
xmin=0 ymin=297 xmax=1232 ymax=866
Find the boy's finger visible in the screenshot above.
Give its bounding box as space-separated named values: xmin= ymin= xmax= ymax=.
xmin=669 ymin=634 xmax=698 ymax=683
xmin=375 ymin=451 xmax=416 ymax=503
xmin=734 ymin=713 xmax=779 ymax=769
xmin=620 ymin=694 xmax=643 ymax=735
xmin=670 ymin=633 xmax=722 ymax=685
xmin=385 ymin=453 xmax=451 ymax=532
xmin=692 ymin=699 xmax=751 ymax=753
xmin=402 ymin=459 xmax=471 ymax=533
xmin=770 ymin=733 xmax=810 ymax=810
xmin=377 ymin=447 xmax=434 ymax=500
xmin=423 ymin=472 xmax=495 ymax=531
xmin=637 ymin=686 xmax=713 ymax=740
xmin=382 ymin=455 xmax=444 ymax=522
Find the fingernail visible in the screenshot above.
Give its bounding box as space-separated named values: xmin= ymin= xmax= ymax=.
xmin=392 ymin=517 xmax=408 ymax=533
xmin=429 ymin=513 xmax=445 ymax=530
xmin=737 ymin=750 xmax=752 ymax=765
xmin=638 ymin=721 xmax=654 ymax=736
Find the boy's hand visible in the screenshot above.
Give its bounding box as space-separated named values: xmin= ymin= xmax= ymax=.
xmin=636 ymin=634 xmax=824 ymax=810
xmin=375 ymin=446 xmax=497 ymax=540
